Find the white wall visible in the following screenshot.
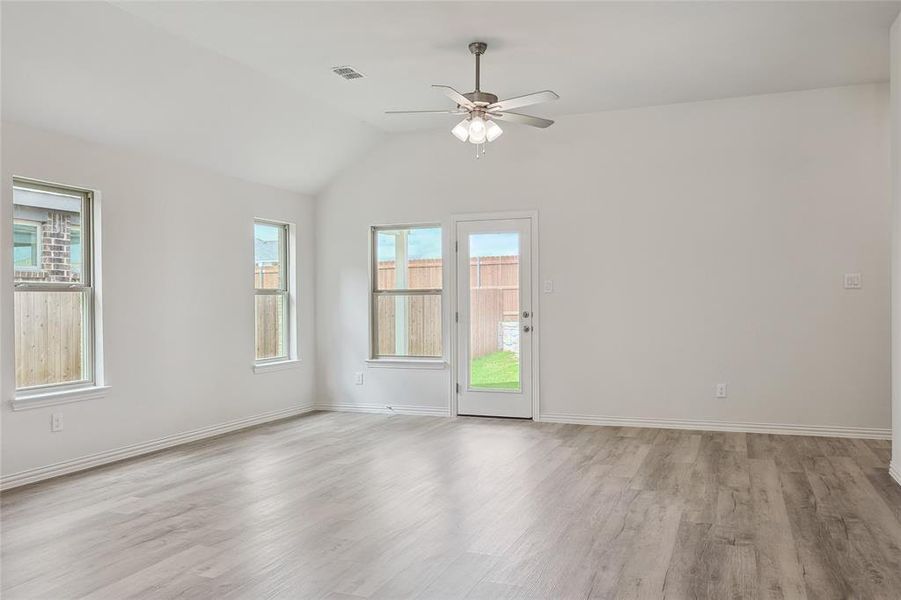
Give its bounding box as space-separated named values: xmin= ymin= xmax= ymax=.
xmin=316 ymin=84 xmax=892 ymax=433
xmin=891 ymin=15 xmax=901 ymax=479
xmin=1 ymin=82 xmax=892 ymax=483
xmin=0 ymin=122 xmax=317 ymax=478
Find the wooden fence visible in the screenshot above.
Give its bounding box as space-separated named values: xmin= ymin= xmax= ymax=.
xmin=377 ymin=256 xmax=519 ymax=358
xmin=14 ymin=258 xmax=520 ymax=384
xmin=255 ymin=264 xmax=282 ymax=289
xmin=468 ymin=256 xmax=519 ymax=358
xmin=255 ymin=295 xmax=285 ymax=359
xmin=254 ymin=264 xmax=286 ymax=359
xmin=375 ymin=294 xmax=442 ymax=357
xmin=14 ymin=291 xmax=84 ymax=388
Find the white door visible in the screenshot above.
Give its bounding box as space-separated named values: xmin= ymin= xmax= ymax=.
xmin=456 ymin=218 xmax=533 ymax=418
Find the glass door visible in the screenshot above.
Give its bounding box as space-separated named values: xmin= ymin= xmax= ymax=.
xmin=456 ymin=218 xmax=532 ymax=418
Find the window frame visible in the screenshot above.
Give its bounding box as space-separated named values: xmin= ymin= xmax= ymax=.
xmin=253 ymin=218 xmax=293 ymax=365
xmin=369 ymin=224 xmax=444 ymax=361
xmin=13 ymin=179 xmax=96 ymax=394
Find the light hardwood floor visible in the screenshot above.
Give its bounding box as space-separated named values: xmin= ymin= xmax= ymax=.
xmin=2 ymin=411 xmax=900 ymax=599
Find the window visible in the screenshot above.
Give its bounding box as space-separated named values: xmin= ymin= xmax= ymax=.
xmin=254 ymin=220 xmax=291 ymax=362
xmin=13 ymin=220 xmax=41 ymax=269
xmin=371 ymin=225 xmax=442 ymax=359
xmin=13 ymin=180 xmax=95 ymax=391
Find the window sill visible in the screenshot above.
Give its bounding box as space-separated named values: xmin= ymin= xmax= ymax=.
xmin=11 ymin=385 xmax=111 ymax=411
xmin=365 ymin=358 xmax=447 ymax=370
xmin=253 ymin=359 xmax=301 ymax=374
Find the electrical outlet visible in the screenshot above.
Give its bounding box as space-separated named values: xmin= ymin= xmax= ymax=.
xmin=50 ymin=413 xmax=64 ymax=432
xmin=843 ymin=272 xmax=862 ymax=290
xmin=354 ymin=372 xmax=363 ymax=385
xmin=715 ymin=383 xmax=728 ymax=399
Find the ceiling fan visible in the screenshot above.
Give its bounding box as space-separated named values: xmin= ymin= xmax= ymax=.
xmin=386 ymin=42 xmax=559 ymax=157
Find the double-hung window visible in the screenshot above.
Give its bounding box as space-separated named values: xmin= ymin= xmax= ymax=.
xmin=13 ymin=180 xmax=96 ymax=392
xmin=254 ymin=220 xmax=291 ymax=363
xmin=371 ymin=225 xmax=443 ymax=359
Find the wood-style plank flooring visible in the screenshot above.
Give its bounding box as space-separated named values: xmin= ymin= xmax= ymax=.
xmin=2 ymin=411 xmax=900 ymax=599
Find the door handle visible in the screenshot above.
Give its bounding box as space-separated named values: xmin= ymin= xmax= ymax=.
xmin=523 ymin=325 xmax=532 ymax=333
xmin=522 ymin=311 xmax=531 ymax=319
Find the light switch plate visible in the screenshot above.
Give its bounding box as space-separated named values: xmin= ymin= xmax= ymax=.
xmin=354 ymin=372 xmax=363 ymax=385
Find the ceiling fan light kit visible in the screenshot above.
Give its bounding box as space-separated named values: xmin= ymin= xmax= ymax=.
xmin=386 ymin=41 xmax=559 ymax=158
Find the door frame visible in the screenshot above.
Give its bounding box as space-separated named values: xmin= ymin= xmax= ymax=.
xmin=449 ymin=210 xmax=540 ymax=421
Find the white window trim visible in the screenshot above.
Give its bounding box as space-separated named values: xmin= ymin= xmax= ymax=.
xmin=253 ymin=219 xmax=298 ymax=370
xmin=11 ymin=178 xmax=107 ymax=405
xmin=252 ymin=358 xmax=301 ymax=374
xmin=11 ymin=385 xmax=111 ymax=411
xmin=365 ymin=358 xmax=446 ymax=369
xmin=13 ymin=218 xmax=42 ymax=271
xmin=369 ymin=223 xmax=445 ymax=363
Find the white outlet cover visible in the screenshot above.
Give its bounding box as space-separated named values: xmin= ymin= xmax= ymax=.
xmin=715 ymin=384 xmax=728 ymax=398
xmin=354 ymin=372 xmax=363 ymax=385
xmin=843 ymin=272 xmax=862 ymax=289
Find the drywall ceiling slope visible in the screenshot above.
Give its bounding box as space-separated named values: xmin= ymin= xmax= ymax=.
xmin=0 ymin=2 xmax=382 ymax=194
xmin=118 ymin=1 xmax=901 ymax=133
xmin=3 ymin=2 xmax=898 ymax=193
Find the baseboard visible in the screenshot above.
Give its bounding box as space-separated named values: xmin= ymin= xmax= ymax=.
xmin=538 ymin=412 xmax=891 ymax=440
xmin=890 ymin=462 xmax=901 ymax=487
xmin=0 ymin=404 xmax=316 ymax=491
xmin=6 ymin=405 xmax=884 ymax=490
xmin=314 ymin=402 xmax=451 ymax=417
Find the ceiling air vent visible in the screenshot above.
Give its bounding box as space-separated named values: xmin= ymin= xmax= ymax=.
xmin=332 ymin=66 xmax=365 ymax=81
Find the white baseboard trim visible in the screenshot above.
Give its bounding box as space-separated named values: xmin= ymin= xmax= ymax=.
xmin=0 ymin=404 xmax=315 ymax=491
xmin=314 ymin=402 xmax=451 ymax=417
xmin=890 ymin=462 xmax=901 ymax=487
xmin=539 ymin=412 xmax=892 ymax=440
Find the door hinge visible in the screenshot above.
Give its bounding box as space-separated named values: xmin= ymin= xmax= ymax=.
xmin=455 ymin=241 xmax=459 ymax=252
xmin=456 ymin=383 xmax=460 ymax=394
xmin=455 ymin=311 xmax=459 ymax=323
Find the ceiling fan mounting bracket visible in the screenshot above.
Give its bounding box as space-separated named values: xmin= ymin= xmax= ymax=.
xmin=468 ymin=42 xmax=487 ymax=56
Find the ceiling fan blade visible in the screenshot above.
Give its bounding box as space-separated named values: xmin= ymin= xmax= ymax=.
xmin=385 ymin=109 xmax=468 ymax=114
xmin=489 ymin=111 xmax=554 ymax=128
xmin=487 ymin=90 xmax=559 ymax=112
xmin=433 ymin=85 xmax=475 ymax=109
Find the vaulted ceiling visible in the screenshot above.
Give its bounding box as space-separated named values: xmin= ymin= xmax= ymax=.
xmin=3 ymin=1 xmax=899 ymax=194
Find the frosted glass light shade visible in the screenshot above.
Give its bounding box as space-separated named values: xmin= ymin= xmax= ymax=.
xmin=451 ymin=119 xmax=469 ymax=142
xmin=468 ymin=116 xmax=487 ymax=144
xmin=486 ymin=120 xmax=503 ymax=142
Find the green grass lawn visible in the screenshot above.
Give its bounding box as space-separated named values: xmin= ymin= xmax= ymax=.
xmin=470 ymin=350 xmax=520 ymax=390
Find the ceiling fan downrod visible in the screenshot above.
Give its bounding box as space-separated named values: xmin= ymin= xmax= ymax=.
xmin=469 ymin=41 xmax=487 ymax=92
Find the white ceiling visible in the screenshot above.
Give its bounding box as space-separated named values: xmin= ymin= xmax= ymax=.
xmin=1 ymin=2 xmax=381 ymax=194
xmin=3 ymin=1 xmax=899 ymax=194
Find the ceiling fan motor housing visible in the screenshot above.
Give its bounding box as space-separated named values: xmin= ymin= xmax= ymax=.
xmin=463 ymin=91 xmax=498 ymax=107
